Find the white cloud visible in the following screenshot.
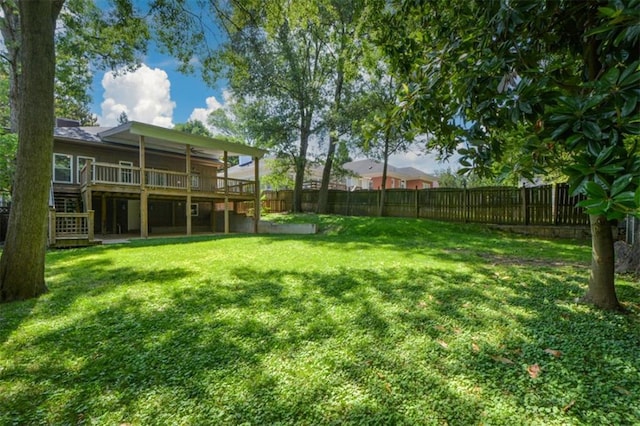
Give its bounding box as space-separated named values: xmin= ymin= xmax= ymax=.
xmin=98 ymin=64 xmax=176 ymax=128
xmin=188 ymin=95 xmax=223 ymax=126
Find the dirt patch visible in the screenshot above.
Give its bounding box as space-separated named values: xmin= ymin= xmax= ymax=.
xmin=443 ymin=248 xmax=587 ymax=269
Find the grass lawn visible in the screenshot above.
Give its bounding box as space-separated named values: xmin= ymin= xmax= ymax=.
xmin=1 ymin=215 xmax=638 ymax=425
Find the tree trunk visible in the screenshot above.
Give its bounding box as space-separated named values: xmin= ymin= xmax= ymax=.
xmin=0 ymin=0 xmax=63 ymax=302
xmin=579 ymin=214 xmax=621 ymax=310
xmin=318 ymin=59 xmax=345 ymax=215
xmin=293 ymin=118 xmax=310 ymax=213
xmin=378 ymin=130 xmax=391 ymax=217
xmin=0 ymin=0 xmax=21 ymax=133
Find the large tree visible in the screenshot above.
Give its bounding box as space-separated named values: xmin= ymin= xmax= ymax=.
xmin=0 ymin=0 xmax=64 ymax=301
xmin=153 ymin=1 xmax=348 ymax=212
xmin=379 ymin=0 xmax=639 ymax=310
xmin=0 ymin=0 xmax=148 ymax=302
xmin=315 ymin=0 xmax=366 ymax=214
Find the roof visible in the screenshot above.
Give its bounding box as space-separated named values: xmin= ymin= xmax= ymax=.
xmin=343 ymin=159 xmax=437 ymax=181
xmin=54 ymin=126 xmax=109 ymax=143
xmin=55 ymin=121 xmax=267 ymax=160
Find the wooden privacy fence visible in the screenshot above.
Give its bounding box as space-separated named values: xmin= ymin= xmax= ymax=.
xmin=262 ymin=184 xmax=590 ymax=226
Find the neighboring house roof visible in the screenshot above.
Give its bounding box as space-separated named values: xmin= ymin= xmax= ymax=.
xmin=343 ymin=159 xmax=437 ymax=182
xmin=54 ymin=121 xmax=267 ymax=161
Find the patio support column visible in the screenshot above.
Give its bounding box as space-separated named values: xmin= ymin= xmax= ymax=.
xmin=101 ymin=194 xmax=107 ymax=234
xmin=186 ymin=144 xmax=192 ymax=236
xmin=224 ymin=150 xmax=229 ymax=234
xmin=254 ymin=156 xmax=260 ymax=234
xmin=211 ymin=201 xmax=216 ymax=232
xmin=139 ymin=135 xmax=148 ymax=238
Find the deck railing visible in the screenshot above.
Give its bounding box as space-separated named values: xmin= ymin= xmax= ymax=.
xmin=80 ymin=161 xmax=256 ymax=196
xmin=48 ymin=209 xmax=94 ymax=246
xmin=81 ymin=162 xmax=141 ymax=186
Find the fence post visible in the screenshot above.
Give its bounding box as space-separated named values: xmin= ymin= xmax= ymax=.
xmin=48 ymin=208 xmax=56 ymax=246
xmin=415 ymin=187 xmax=419 ymax=218
xmin=521 ymin=186 xmax=529 ymax=225
xmin=552 ymin=183 xmax=559 ymax=225
xmin=464 ymin=187 xmax=469 ymax=223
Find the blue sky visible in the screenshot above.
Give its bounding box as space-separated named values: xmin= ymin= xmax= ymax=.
xmin=89 ymin=40 xmax=226 ymax=127
xmin=86 ymin=6 xmax=455 ymax=173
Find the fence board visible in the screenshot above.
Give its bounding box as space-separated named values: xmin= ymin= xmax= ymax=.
xmin=261 ymin=183 xmax=590 ymax=227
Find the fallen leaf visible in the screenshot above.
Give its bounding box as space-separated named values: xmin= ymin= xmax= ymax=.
xmin=385 ymin=382 xmax=392 ymax=393
xmin=491 ymin=355 xmax=514 ymax=364
xmin=454 ymin=327 xmax=462 ymax=334
xmin=437 ymin=339 xmax=449 ymax=349
xmin=417 ymin=301 xmax=427 ymax=308
xmin=472 ymin=343 xmax=480 ymax=353
xmin=544 ymin=348 xmax=562 ymax=358
xmin=376 ymin=371 xmax=385 ymax=380
xmin=562 ymin=400 xmax=575 ymax=412
xmin=527 ymin=363 xmax=541 ymax=379
xmin=434 ymin=325 xmax=447 ymax=332
xmin=614 ymin=386 xmax=631 ymax=396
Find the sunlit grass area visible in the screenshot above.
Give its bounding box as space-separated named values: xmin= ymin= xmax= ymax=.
xmin=1 ymin=215 xmax=638 ymax=425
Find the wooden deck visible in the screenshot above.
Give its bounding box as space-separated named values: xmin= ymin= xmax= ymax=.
xmin=81 ymin=162 xmax=257 ymax=199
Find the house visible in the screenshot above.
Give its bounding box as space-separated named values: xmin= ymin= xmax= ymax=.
xmin=341 ymin=159 xmax=439 ymax=190
xmin=51 ymin=120 xmax=267 ymax=243
xmin=225 ymin=158 xmax=438 ymax=191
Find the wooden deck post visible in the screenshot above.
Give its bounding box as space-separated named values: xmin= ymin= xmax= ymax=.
xmin=224 ymin=150 xmax=229 ymax=234
xmin=139 ymin=135 xmax=148 ymax=238
xmin=186 ymin=144 xmax=192 ymax=236
xmin=101 ymin=195 xmax=107 ymax=234
xmin=254 ymin=156 xmax=260 ymax=234
xmin=211 ymin=201 xmax=216 ymax=232
xmin=88 ymin=210 xmax=95 ymax=241
xmin=48 ymin=208 xmax=56 ymax=246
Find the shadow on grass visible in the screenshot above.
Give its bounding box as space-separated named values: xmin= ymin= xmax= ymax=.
xmin=1 ymin=215 xmax=637 ymax=424
xmin=3 ymin=250 xmax=637 ymax=424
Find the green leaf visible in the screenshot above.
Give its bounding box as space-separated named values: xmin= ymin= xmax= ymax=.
xmin=582 ymin=121 xmax=602 ymax=140
xmin=566 ymin=134 xmax=584 ymax=149
xmin=612 ymin=191 xmax=635 ymax=204
xmin=621 ymin=97 xmax=638 ymax=117
xmin=550 ymin=123 xmax=570 ymax=139
xmin=594 ymin=145 xmax=616 ymax=167
xmin=600 ymin=67 xmax=620 ymax=87
xmin=610 ymin=174 xmax=633 ymax=196
xmin=597 ymin=6 xmax=619 ymax=17
xmin=584 ymin=181 xmax=607 ymax=199
xmin=597 ymin=164 xmax=625 ymax=175
xmin=578 ymin=198 xmax=608 ymax=215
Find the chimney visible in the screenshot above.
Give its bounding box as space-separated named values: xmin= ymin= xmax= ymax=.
xmin=56 ymin=118 xmax=81 ymax=127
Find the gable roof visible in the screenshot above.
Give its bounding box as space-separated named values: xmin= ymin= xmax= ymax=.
xmin=343 ymin=159 xmax=437 ymax=181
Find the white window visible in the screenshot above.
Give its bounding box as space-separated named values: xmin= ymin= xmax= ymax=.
xmin=190 ymin=203 xmax=199 ymax=216
xmin=400 ymin=180 xmax=407 ymax=189
xmin=119 ymin=161 xmax=133 ymax=183
xmin=77 ymin=156 xmax=95 ymax=183
xmin=53 ymin=153 xmax=73 ymax=183
xmin=191 ymin=173 xmax=200 ymax=189
xmin=423 ymin=182 xmax=430 ymax=189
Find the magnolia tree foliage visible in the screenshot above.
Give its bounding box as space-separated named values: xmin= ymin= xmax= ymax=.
xmin=377 ymin=0 xmax=639 ymax=310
